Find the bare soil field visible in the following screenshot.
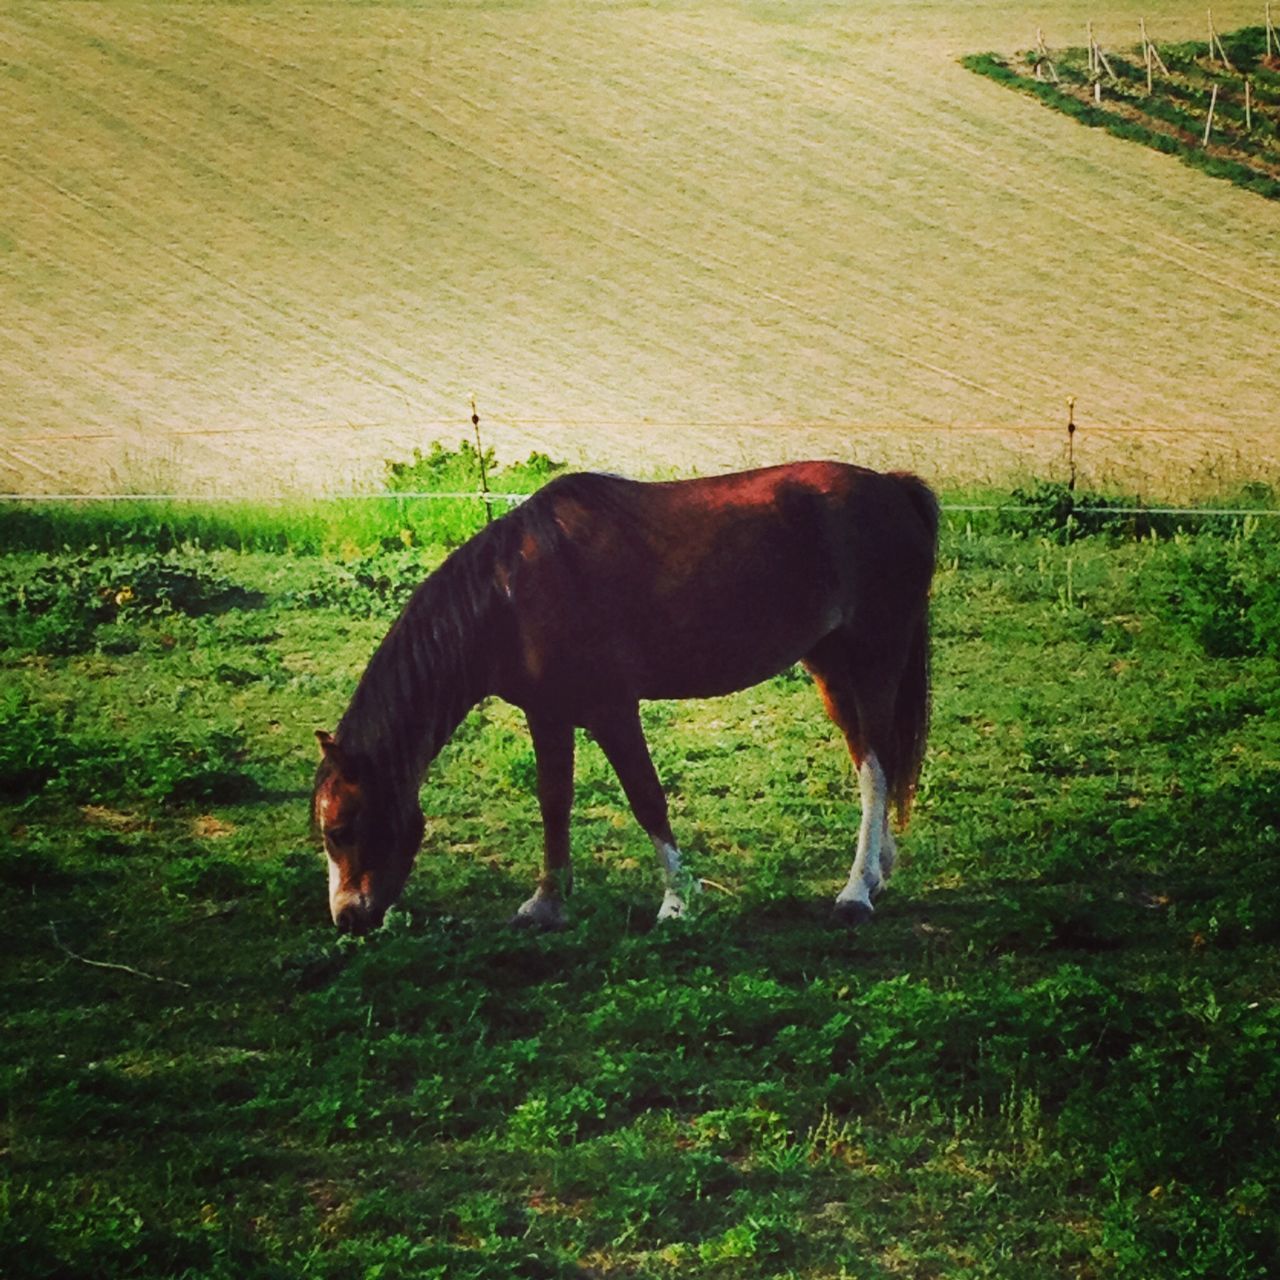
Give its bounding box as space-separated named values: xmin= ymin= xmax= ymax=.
xmin=2 ymin=0 xmax=1278 ymax=498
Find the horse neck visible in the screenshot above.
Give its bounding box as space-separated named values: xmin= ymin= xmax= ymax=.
xmin=337 ymin=552 xmax=499 ymax=790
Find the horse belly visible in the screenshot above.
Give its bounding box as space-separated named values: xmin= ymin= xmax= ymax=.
xmin=631 ymin=585 xmax=839 ymax=701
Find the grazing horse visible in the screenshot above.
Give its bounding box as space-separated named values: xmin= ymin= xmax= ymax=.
xmin=313 ymin=461 xmax=938 ymax=934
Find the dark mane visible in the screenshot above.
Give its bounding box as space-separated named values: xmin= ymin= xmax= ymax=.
xmin=327 ymin=473 xmax=635 ymax=799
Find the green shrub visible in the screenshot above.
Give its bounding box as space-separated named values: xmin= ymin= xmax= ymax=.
xmin=1166 ymin=525 xmax=1280 ymax=657
xmin=999 ymin=482 xmax=1163 ymax=541
xmin=385 ymin=440 xmax=563 ymax=496
xmin=381 ymin=441 xmax=565 ymax=549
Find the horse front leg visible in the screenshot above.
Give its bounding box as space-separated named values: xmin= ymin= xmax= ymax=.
xmin=591 ymin=705 xmax=700 ymax=922
xmin=511 ymin=712 xmax=575 ymax=930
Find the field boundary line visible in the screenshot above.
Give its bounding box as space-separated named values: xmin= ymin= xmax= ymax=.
xmin=2 ymin=491 xmax=1275 ymax=518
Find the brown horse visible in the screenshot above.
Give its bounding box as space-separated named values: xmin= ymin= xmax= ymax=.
xmin=313 ymin=461 xmax=938 ymax=933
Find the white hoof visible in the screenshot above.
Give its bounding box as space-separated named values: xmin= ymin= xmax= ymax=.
xmin=657 ymin=889 xmax=688 ymax=922
xmin=656 ymin=874 xmax=701 ymax=923
xmin=510 ymin=890 xmax=567 ymax=931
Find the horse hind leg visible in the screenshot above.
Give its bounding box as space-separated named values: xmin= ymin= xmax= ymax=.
xmin=590 ymin=705 xmax=700 ymax=922
xmin=806 ymin=640 xmax=899 ymax=927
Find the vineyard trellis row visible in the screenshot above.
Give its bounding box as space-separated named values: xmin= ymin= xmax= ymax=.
xmin=967 ymin=11 xmax=1280 ymax=201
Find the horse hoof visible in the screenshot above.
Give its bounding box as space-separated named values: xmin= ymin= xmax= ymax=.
xmin=657 ymin=891 xmax=692 ymax=923
xmin=833 ymin=898 xmax=875 ymax=929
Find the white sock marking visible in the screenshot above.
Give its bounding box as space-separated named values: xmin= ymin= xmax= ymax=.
xmin=836 ymin=753 xmax=888 ymax=909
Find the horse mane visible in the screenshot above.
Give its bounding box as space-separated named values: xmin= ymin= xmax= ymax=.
xmin=326 ymin=473 xmax=636 ymax=799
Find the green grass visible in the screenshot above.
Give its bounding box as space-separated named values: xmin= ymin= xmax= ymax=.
xmin=3 ymin=488 xmax=1280 ymax=1278
xmin=0 ymin=441 xmax=560 ymax=557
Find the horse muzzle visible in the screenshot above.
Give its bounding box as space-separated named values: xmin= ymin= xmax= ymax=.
xmin=331 ymin=895 xmax=384 ymax=935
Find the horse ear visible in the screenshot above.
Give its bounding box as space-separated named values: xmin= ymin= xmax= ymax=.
xmin=316 ymin=730 xmax=350 ymax=775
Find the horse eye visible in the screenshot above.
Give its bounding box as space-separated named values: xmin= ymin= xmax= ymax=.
xmin=324 ymin=823 xmax=354 ymax=846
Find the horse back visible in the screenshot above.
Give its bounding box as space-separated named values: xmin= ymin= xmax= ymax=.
xmin=493 ymin=462 xmax=936 ymax=711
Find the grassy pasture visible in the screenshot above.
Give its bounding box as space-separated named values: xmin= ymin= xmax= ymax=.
xmin=2 ymin=0 xmax=1279 ymax=497
xmin=3 ymin=471 xmax=1280 ymax=1278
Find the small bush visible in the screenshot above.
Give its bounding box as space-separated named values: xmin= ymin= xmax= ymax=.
xmin=385 ymin=440 xmax=563 ymax=497
xmin=380 ymin=442 xmax=565 ymax=550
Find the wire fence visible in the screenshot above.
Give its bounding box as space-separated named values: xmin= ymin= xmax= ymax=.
xmin=2 ymin=414 xmax=1278 ymax=518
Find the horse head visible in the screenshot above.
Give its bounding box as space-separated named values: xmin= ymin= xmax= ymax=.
xmin=313 ymin=730 xmax=425 ymax=934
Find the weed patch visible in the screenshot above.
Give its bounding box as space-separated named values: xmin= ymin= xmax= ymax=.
xmin=1164 ymin=524 xmax=1280 ymax=657
xmin=0 ymin=547 xmax=260 ymax=656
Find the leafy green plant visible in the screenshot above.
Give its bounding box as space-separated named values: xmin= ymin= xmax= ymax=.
xmin=385 ymin=440 xmax=563 ymax=497
xmin=1000 ymin=481 xmax=1162 ymax=541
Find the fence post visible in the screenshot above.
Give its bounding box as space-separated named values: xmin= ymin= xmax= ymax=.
xmin=1203 ymin=82 xmax=1219 ymax=145
xmin=1207 ymin=8 xmax=1236 ymax=69
xmin=471 ymin=395 xmax=494 ymax=525
xmin=1066 ymin=396 xmax=1078 ymax=491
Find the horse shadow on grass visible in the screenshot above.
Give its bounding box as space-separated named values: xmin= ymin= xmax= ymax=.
xmin=370 ymin=870 xmax=1172 ymax=997
xmin=393 ymin=848 xmax=1273 ymax=988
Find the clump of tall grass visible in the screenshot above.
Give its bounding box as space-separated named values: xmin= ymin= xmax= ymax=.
xmin=0 ymin=444 xmax=565 ymax=556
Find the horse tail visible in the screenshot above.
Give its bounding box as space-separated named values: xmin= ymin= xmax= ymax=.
xmin=887 ymin=472 xmax=939 ymax=825
xmin=890 ymin=470 xmax=940 ymax=555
